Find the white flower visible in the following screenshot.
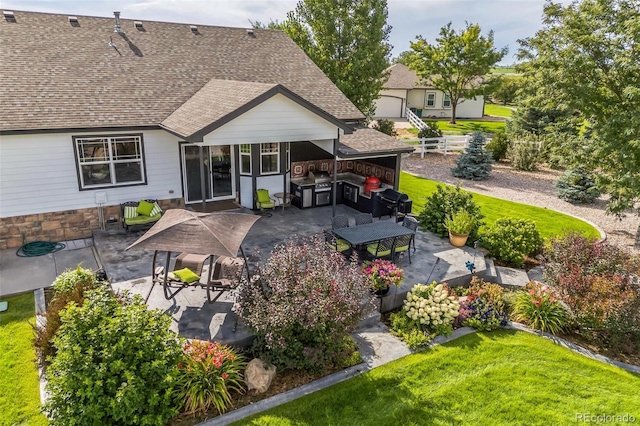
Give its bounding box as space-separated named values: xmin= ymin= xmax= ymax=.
xmin=435 ymin=284 xmax=443 ymax=292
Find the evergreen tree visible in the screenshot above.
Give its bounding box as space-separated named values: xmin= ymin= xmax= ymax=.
xmin=451 ymin=132 xmax=493 ymax=181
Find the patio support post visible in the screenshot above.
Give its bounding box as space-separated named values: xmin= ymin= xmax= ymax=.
xmin=332 ymin=135 xmax=339 ymax=218
xmin=199 ymin=145 xmax=207 ymax=213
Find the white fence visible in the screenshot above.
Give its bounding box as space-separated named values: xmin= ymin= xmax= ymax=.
xmin=405 ymin=135 xmax=492 ymax=158
xmin=405 ymin=107 xmax=427 ymax=131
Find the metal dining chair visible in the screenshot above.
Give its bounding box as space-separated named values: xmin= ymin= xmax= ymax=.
xmin=402 ymin=216 xmax=419 ymax=252
xmin=365 ymin=236 xmax=395 ymax=260
xmin=332 ymin=215 xmax=350 ymax=230
xmin=393 ymin=233 xmax=413 ymax=264
xmin=355 ymin=213 xmax=373 ymax=226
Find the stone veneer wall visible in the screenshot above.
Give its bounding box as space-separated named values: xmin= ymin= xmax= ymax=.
xmin=291 ymin=159 xmax=395 ymax=185
xmin=0 ymin=198 xmax=184 ymax=250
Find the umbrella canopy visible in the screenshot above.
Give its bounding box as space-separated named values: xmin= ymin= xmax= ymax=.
xmin=126 ymin=209 xmax=260 ymax=257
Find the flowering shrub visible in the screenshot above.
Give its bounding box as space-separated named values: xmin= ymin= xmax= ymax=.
xmin=481 ymin=217 xmax=542 ymax=267
xmin=513 ymin=281 xmax=569 ymax=334
xmin=390 ymin=281 xmax=459 ymax=350
xmin=234 ymin=235 xmax=374 ymax=371
xmin=458 ymin=277 xmax=508 ymax=331
xmin=176 ymin=340 xmax=246 ymax=415
xmin=43 ymin=287 xmax=183 ymax=425
xmin=362 ymin=259 xmax=403 ymax=291
xmin=52 ymin=265 xmax=98 ymax=295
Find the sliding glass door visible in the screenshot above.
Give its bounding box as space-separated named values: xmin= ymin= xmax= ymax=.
xmin=182 ymin=144 xmax=234 ymax=203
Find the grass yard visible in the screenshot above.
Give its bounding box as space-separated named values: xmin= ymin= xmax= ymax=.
xmin=236 ymin=330 xmax=640 ymax=425
xmin=490 ymin=66 xmax=519 ymax=74
xmin=423 ymin=119 xmax=506 ymax=135
xmin=398 ymin=172 xmax=600 ymax=241
xmin=484 ymin=103 xmax=513 ymax=118
xmin=0 ymin=293 xmax=48 ymax=426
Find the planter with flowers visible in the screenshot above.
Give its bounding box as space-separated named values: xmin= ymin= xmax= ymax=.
xmin=444 ymin=209 xmax=477 ymax=247
xmin=362 ymin=259 xmax=404 ymax=296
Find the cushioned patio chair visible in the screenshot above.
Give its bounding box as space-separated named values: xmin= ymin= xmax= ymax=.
xmin=152 ymin=252 xmax=209 ymax=300
xmin=355 ymin=213 xmax=373 ymax=226
xmin=121 ymin=199 xmax=162 ymax=232
xmin=366 ymin=236 xmax=395 ymax=260
xmin=393 ymin=233 xmax=413 ymax=264
xmin=402 ymin=216 xmax=419 ymax=252
xmin=323 ymin=229 xmax=352 ymax=257
xmin=256 ymin=189 xmax=276 ymax=216
xmin=206 ymin=255 xmax=245 ymax=303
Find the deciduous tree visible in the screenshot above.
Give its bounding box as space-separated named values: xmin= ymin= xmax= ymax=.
xmin=518 ymin=0 xmax=640 ymax=217
xmin=409 ymin=23 xmax=507 ymax=124
xmin=283 ymin=0 xmax=392 ymax=118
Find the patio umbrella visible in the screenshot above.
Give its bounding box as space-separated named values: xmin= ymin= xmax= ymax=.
xmin=126 ymin=209 xmax=261 ymax=302
xmin=126 ymin=209 xmax=260 ymax=257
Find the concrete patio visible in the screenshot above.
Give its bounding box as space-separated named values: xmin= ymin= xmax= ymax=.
xmin=98 ymin=203 xmax=531 ymax=348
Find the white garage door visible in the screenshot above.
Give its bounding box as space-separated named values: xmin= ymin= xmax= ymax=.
xmin=374 ymin=96 xmax=403 ymax=118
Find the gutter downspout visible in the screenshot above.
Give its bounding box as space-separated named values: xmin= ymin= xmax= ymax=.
xmin=332 ymin=132 xmax=339 ymax=218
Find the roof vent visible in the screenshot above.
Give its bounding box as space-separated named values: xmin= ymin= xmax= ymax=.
xmin=134 ymin=20 xmax=145 ymax=31
xmin=3 ymin=10 xmax=16 ymax=23
xmin=113 ymin=11 xmax=124 ymax=34
xmin=68 ymin=16 xmax=80 ymax=27
xmin=246 ymin=28 xmax=255 ymax=37
xmin=190 ymin=25 xmax=199 ymax=35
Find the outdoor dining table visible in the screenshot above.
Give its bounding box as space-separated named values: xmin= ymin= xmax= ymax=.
xmin=332 ymin=219 xmax=414 ymax=246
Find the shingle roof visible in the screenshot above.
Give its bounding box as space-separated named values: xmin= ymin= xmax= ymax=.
xmin=383 ymin=63 xmax=433 ymax=89
xmin=338 ymin=126 xmax=414 ymax=158
xmin=0 ymin=10 xmax=364 ymax=132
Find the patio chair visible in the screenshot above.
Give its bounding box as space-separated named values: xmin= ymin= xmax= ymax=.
xmin=355 ymin=213 xmax=373 ymax=226
xmin=323 ymin=229 xmax=352 ymax=257
xmin=332 ymin=215 xmax=350 ymax=230
xmin=152 ymin=252 xmax=209 ymax=301
xmin=366 ymin=236 xmax=395 ymax=260
xmin=256 ymin=189 xmax=276 ymax=216
xmin=393 ymin=233 xmax=413 ymax=264
xmin=402 ymin=216 xmax=419 ymax=252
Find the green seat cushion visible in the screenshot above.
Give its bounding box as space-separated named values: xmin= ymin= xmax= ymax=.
xmin=395 ymin=244 xmax=410 ymax=253
xmin=367 ymin=243 xmax=391 ymax=257
xmin=173 ymin=268 xmax=200 ymax=284
xmin=125 ymin=213 xmax=161 ymax=225
xmin=259 ymin=200 xmax=275 ymax=208
xmin=137 ymin=200 xmax=155 ymax=216
xmin=328 ymin=238 xmax=350 ymax=252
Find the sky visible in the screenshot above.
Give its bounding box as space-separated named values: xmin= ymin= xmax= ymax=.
xmin=2 ymin=0 xmax=565 ymax=65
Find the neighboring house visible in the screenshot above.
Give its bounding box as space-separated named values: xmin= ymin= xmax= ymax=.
xmin=374 ymin=63 xmax=484 ymax=119
xmin=0 ymin=10 xmax=413 ymax=249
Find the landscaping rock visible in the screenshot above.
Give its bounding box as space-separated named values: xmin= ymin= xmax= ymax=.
xmin=245 ymin=358 xmax=276 ymax=394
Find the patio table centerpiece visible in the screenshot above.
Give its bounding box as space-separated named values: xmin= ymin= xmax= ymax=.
xmin=362 ymin=259 xmax=404 ymax=296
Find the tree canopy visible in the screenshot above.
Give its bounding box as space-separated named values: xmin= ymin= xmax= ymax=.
xmin=408 ymin=22 xmax=507 ymax=124
xmin=518 ymin=0 xmax=640 ymax=216
xmin=282 ymin=0 xmax=392 ymax=119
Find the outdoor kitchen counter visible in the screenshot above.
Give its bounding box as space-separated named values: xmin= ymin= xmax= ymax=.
xmin=291 ymin=173 xmax=390 ymax=198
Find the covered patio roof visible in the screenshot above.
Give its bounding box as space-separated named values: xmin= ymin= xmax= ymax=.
xmin=338 ymin=126 xmax=414 ymax=159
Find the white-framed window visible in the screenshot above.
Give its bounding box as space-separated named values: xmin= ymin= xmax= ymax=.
xmin=425 ymin=92 xmax=436 ymax=108
xmin=260 ymin=143 xmax=280 ymax=174
xmin=240 ymin=144 xmax=251 ymax=175
xmin=443 ymin=93 xmax=452 ymax=108
xmin=74 ymin=134 xmax=145 ymax=190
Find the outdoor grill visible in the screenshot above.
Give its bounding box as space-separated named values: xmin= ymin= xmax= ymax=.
xmin=308 ymin=170 xmax=332 ymax=192
xmin=376 ymin=188 xmax=412 ymax=218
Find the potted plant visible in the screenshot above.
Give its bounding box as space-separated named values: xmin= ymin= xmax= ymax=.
xmin=444 ymin=210 xmax=476 ymax=247
xmin=362 ymin=259 xmax=404 ymax=296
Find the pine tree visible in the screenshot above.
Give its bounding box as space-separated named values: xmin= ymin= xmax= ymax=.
xmin=451 ymin=132 xmax=493 ymax=180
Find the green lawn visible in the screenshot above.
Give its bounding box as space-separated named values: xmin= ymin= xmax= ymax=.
xmin=484 ymin=103 xmax=513 ymax=118
xmin=0 ymin=293 xmax=48 ymax=426
xmin=490 ymin=66 xmax=519 ymax=74
xmin=423 ymin=119 xmax=506 ymax=135
xmin=236 ymin=330 xmax=640 ymax=425
xmin=398 ymin=172 xmax=600 ymax=241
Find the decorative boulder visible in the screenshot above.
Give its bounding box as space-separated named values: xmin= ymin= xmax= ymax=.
xmin=245 ymin=358 xmax=276 ymax=394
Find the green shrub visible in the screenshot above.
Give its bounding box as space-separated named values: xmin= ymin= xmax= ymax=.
xmin=371 ymin=119 xmax=398 ymax=137
xmin=43 ymin=287 xmax=183 ymax=426
xmin=52 ymin=265 xmax=97 ymax=295
xmin=451 ymin=132 xmax=493 ymax=181
xmin=555 ymin=166 xmax=601 ymax=204
xmin=484 ymin=130 xmax=511 ymax=161
xmin=234 ymin=235 xmax=373 ymax=371
xmin=176 ymin=340 xmax=246 ymax=416
xmin=444 ymin=210 xmax=477 ymax=235
xmin=509 ymin=140 xmax=540 ymax=171
xmin=418 ymin=122 xmax=443 ymax=139
xmin=513 ymin=282 xmax=569 ymax=334
xmin=417 ymin=184 xmax=484 ymax=242
xmin=481 ymin=218 xmax=543 ymax=267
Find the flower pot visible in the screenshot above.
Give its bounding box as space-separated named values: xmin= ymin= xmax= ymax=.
xmin=373 ymin=286 xmax=390 ymax=297
xmin=448 ymin=231 xmax=469 ymax=247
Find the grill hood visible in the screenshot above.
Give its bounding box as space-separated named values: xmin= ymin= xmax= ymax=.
xmin=308 ymin=170 xmax=331 ymax=183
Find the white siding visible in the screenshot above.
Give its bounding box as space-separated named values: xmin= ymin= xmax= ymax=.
xmin=455 ymin=96 xmax=484 ymax=118
xmin=0 ymin=130 xmax=182 ymax=217
xmin=203 ymin=94 xmax=339 ymax=145
xmin=407 ymin=89 xmax=426 ymax=110
xmin=407 ymin=89 xmax=484 ymax=119
xmin=239 ymin=175 xmax=253 ymax=208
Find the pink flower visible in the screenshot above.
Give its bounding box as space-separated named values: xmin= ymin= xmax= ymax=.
xmin=222 ymin=372 xmax=229 ymax=380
